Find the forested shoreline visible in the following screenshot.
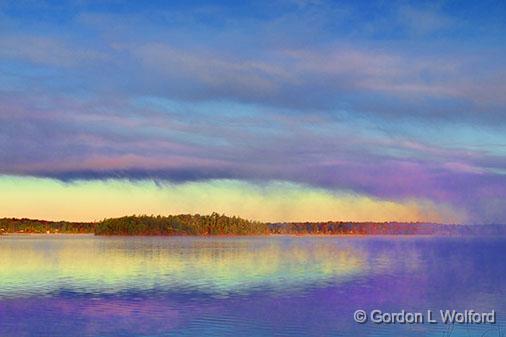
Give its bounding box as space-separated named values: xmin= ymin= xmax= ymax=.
xmin=1 ymin=214 xmax=505 ymax=236
xmin=0 ymin=218 xmax=95 ymax=234
xmin=0 ymin=214 xmax=267 ymax=235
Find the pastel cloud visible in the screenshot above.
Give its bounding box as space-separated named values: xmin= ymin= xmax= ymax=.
xmin=2 ymin=2 xmax=505 ymax=119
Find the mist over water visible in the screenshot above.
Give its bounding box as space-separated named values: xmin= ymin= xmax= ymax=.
xmin=0 ymin=235 xmax=505 ymax=337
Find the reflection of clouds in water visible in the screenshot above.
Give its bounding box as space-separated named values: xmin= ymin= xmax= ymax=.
xmin=0 ymin=235 xmax=377 ymax=297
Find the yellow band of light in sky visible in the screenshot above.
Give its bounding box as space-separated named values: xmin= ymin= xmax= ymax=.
xmin=0 ymin=175 xmax=465 ymax=223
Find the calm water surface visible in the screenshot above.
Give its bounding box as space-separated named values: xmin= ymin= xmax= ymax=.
xmin=0 ymin=235 xmax=505 ymax=337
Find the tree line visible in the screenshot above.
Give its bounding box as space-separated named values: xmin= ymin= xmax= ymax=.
xmin=2 ymin=215 xmax=502 ymax=236
xmin=0 ymin=218 xmax=95 ymax=234
xmin=0 ymin=213 xmax=268 ymax=235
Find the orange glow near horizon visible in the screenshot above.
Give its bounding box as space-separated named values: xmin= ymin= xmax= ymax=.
xmin=0 ymin=175 xmax=465 ymax=223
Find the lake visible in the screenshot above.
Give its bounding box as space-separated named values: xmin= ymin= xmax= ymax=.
xmin=0 ymin=235 xmax=504 ymax=337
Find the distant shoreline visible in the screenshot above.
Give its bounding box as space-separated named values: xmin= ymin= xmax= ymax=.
xmin=2 ymin=215 xmax=506 ymax=237
xmin=0 ymin=233 xmax=454 ymax=238
xmin=2 ymin=232 xmax=505 ymax=238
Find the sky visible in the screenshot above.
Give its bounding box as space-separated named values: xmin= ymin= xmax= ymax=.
xmin=1 ymin=0 xmax=505 ymax=223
